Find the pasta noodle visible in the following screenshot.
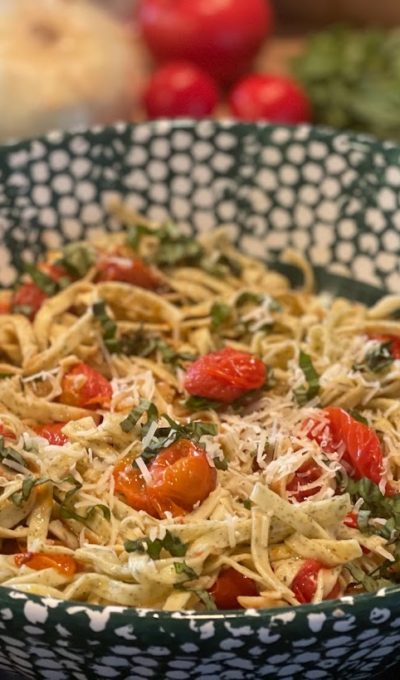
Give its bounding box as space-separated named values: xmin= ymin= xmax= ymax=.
xmin=0 ymin=205 xmax=399 ymax=611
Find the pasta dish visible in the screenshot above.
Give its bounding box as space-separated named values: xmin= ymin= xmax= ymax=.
xmin=0 ymin=205 xmax=399 ymax=611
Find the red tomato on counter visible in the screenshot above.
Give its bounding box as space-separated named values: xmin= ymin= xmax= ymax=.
xmin=143 ymin=62 xmax=219 ymax=118
xmin=137 ymin=0 xmax=274 ymax=83
xmin=229 ymin=74 xmax=312 ymax=124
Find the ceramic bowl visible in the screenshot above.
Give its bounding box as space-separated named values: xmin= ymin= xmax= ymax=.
xmin=0 ymin=120 xmax=400 ymax=680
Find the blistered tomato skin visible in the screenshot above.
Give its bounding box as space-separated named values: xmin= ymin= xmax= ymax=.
xmin=185 ymin=346 xmax=266 ymax=403
xmin=143 ymin=62 xmax=219 ymax=118
xmin=13 ymin=282 xmax=48 ymax=320
xmin=229 ymin=73 xmax=312 ymax=124
xmin=95 ymin=255 xmax=163 ymax=291
xmin=15 ymin=552 xmax=77 ymax=577
xmin=33 ymin=422 xmax=68 ymax=446
xmin=113 ymin=439 xmax=217 ymax=518
xmin=60 ymin=363 xmax=112 ymax=410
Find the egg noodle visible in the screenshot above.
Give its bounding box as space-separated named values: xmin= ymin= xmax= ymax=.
xmin=0 ymin=203 xmax=400 ymax=610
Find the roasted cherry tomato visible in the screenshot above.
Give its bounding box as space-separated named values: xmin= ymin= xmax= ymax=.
xmin=12 ymin=282 xmax=48 ymax=320
xmin=343 ymin=512 xmax=358 ymax=529
xmin=38 ymin=262 xmax=70 ymax=284
xmin=60 ymin=363 xmax=112 ymax=410
xmin=0 ymin=294 xmax=11 ymax=314
xmin=325 ymin=407 xmax=384 ymax=486
xmin=137 ymin=0 xmax=274 ymax=83
xmin=291 ymin=559 xmax=323 ymax=604
xmin=143 ymin=61 xmax=219 ymax=118
xmin=33 ymin=422 xmax=68 ymax=446
xmin=369 ymin=334 xmax=400 ymax=360
xmin=229 ymin=73 xmax=312 ymax=123
xmin=113 ymin=439 xmax=217 ymax=518
xmin=15 ymin=552 xmax=77 ymax=577
xmin=209 ymin=567 xmax=258 ymax=609
xmin=286 ymin=460 xmax=322 ymax=502
xmin=95 ymin=255 xmax=163 ymax=291
xmin=149 ymin=439 xmax=217 ymax=514
xmin=185 ymin=347 xmax=266 ymax=403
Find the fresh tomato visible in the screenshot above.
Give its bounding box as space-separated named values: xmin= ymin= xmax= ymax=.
xmin=12 ymin=282 xmax=48 ymax=320
xmin=209 ymin=567 xmax=258 ymax=609
xmin=137 ymin=0 xmax=274 ymax=83
xmin=325 ymin=407 xmax=384 ymax=486
xmin=33 ymin=422 xmax=68 ymax=446
xmin=15 ymin=552 xmax=77 ymax=577
xmin=95 ymin=255 xmax=163 ymax=291
xmin=291 ymin=559 xmax=323 ymax=604
xmin=369 ymin=334 xmax=400 ymax=360
xmin=229 ymin=73 xmax=312 ymax=124
xmin=113 ymin=439 xmax=217 ymax=518
xmin=60 ymin=363 xmax=112 ymax=410
xmin=343 ymin=512 xmax=358 ymax=529
xmin=286 ymin=460 xmax=322 ymax=502
xmin=185 ymin=346 xmax=266 ymax=404
xmin=143 ymin=61 xmax=219 ymax=119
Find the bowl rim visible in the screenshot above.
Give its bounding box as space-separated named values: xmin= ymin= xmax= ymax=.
xmin=0 ymin=118 xmax=399 ymax=621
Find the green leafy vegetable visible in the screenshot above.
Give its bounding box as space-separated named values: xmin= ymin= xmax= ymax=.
xmin=11 ymin=476 xmax=49 ymax=507
xmin=12 ymin=304 xmax=33 ymax=318
xmin=347 ymin=409 xmax=368 ymax=425
xmin=126 ymin=224 xmax=154 ymax=250
xmin=24 ymin=263 xmax=58 ymax=296
xmin=294 ymin=351 xmax=320 ymax=405
xmin=235 ymin=291 xmax=264 ymax=307
xmin=214 ymin=456 xmax=228 ymax=471
xmin=346 ymin=477 xmax=400 ymax=540
xmin=57 ymin=242 xmax=96 ymax=278
xmin=346 ymin=562 xmax=391 ymax=592
xmin=124 ymin=530 xmax=187 ymax=560
xmin=118 ymin=327 xmax=159 ymax=358
xmin=210 ymin=302 xmax=232 ymax=331
xmin=174 ymin=561 xmax=198 ymax=581
xmin=63 ymin=475 xmax=83 ymax=501
xmin=356 ymin=342 xmax=393 ymax=373
xmin=0 ymin=436 xmax=26 ymax=469
xmin=242 ymin=499 xmax=253 ymax=510
xmin=120 ymin=399 xmax=159 ymax=433
xmin=156 ymin=341 xmax=197 ymax=368
xmin=293 ymin=26 xmax=400 ymax=140
xmin=60 ymin=503 xmax=110 ymax=526
xmin=92 ymin=301 xmax=120 ymax=353
xmin=184 ymin=395 xmax=222 ymax=411
xmin=202 ymin=253 xmax=242 ymax=278
xmin=174 ymin=586 xmax=217 ymax=610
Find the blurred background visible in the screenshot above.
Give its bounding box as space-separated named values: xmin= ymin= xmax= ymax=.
xmin=2 ymin=0 xmax=400 ymax=143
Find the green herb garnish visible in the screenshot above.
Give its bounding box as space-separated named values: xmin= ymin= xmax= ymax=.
xmin=210 ymin=302 xmax=232 ymax=331
xmin=346 ymin=562 xmax=391 ymax=592
xmin=235 ymin=292 xmax=264 ymax=307
xmin=57 ymin=242 xmax=96 ymax=278
xmin=120 ymin=399 xmax=159 ymax=434
xmin=355 ymin=342 xmax=393 ymax=373
xmin=0 ymin=436 xmax=26 ymax=469
xmin=11 ymin=476 xmax=49 ymax=507
xmin=347 ymin=409 xmax=368 ymax=425
xmin=294 ymin=351 xmax=320 ymax=405
xmin=214 ymin=456 xmax=228 ymax=471
xmin=184 ymin=395 xmax=222 ymax=411
xmin=118 ymin=327 xmax=159 ymax=357
xmin=60 ymin=503 xmax=110 ymax=526
xmin=124 ymin=531 xmax=188 ymax=560
xmin=92 ymin=300 xmax=120 ymax=353
xmin=174 ymin=561 xmax=198 ymax=581
xmin=24 ymin=263 xmax=58 ymax=296
xmin=12 ymin=304 xmax=33 ymax=318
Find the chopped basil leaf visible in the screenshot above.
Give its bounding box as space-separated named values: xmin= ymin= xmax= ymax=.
xmin=120 ymin=400 xmax=158 ymax=433
xmin=63 ymin=475 xmax=83 ymax=501
xmin=294 ymin=351 xmax=320 ymax=405
xmin=210 ymin=302 xmax=232 ymax=331
xmin=124 ymin=530 xmax=187 ymax=560
xmin=92 ymin=301 xmax=120 ymax=353
xmin=11 ymin=476 xmax=49 ymax=507
xmin=214 ymin=456 xmax=228 ymax=471
xmin=356 ymin=342 xmax=393 ymax=373
xmin=126 ymin=224 xmax=153 ymax=250
xmin=60 ymin=503 xmax=110 ymax=526
xmin=119 ymin=327 xmax=159 ymax=358
xmin=157 ymin=341 xmax=197 ymax=368
xmin=202 ymin=253 xmax=242 ymax=278
xmin=346 ymin=477 xmax=400 ymax=540
xmin=0 ymin=436 xmax=26 ymax=469
xmin=174 ymin=561 xmax=198 ymax=581
xmin=346 ymin=562 xmax=391 ymax=592
xmin=24 ymin=263 xmax=58 ymax=296
xmin=242 ymin=499 xmax=253 ymax=510
xmin=347 ymin=409 xmax=368 ymax=425
xmin=184 ymin=395 xmax=222 ymax=411
xmin=134 ymin=221 xmax=204 ymax=267
xmin=57 ymin=242 xmax=96 ymax=278
xmin=235 ymin=291 xmax=264 ymax=307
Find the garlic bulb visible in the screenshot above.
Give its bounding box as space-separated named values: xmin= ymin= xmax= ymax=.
xmin=0 ymin=0 xmax=137 ymax=141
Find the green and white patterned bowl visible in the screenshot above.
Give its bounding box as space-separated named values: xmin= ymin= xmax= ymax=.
xmin=0 ymin=120 xmax=400 ymax=680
